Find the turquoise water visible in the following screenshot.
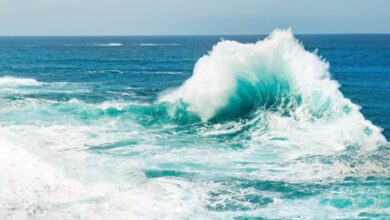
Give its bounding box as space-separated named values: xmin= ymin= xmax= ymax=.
xmin=0 ymin=30 xmax=389 ymax=219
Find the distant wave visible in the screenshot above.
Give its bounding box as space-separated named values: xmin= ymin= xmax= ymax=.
xmin=94 ymin=43 xmax=122 ymax=47
xmin=140 ymin=71 xmax=185 ymax=75
xmin=139 ymin=43 xmax=181 ymax=47
xmin=87 ymin=70 xmax=124 ymax=74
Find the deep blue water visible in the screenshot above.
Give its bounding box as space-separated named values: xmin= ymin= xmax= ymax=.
xmin=0 ymin=33 xmax=389 ymax=219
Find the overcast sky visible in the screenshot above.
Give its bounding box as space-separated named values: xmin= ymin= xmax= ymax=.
xmin=0 ymin=0 xmax=389 ymax=35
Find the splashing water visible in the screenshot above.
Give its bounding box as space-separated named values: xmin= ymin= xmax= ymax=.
xmin=0 ymin=30 xmax=389 ymax=219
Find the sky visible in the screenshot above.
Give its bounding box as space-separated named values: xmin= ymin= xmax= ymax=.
xmin=0 ymin=0 xmax=389 ymax=36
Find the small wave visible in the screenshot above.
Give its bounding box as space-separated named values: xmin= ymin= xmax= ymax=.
xmin=106 ymin=91 xmax=136 ymax=97
xmin=94 ymin=43 xmax=122 ymax=47
xmin=0 ymin=76 xmax=42 ymax=86
xmin=139 ymin=43 xmax=180 ymax=47
xmin=87 ymin=70 xmax=124 ymax=74
xmin=141 ymin=71 xmax=185 ymax=75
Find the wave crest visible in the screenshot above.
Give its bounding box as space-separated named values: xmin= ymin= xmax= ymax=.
xmin=159 ymin=29 xmax=386 ymax=149
xmin=160 ymin=29 xmax=340 ymax=120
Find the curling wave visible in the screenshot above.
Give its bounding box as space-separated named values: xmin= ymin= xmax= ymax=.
xmin=1 ymin=30 xmax=389 ymax=219
xmin=160 ymin=29 xmax=386 ymax=149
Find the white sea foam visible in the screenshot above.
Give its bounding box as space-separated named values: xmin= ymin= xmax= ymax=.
xmin=0 ymin=76 xmax=42 ymax=86
xmin=160 ymin=29 xmax=386 ymax=151
xmin=0 ymin=125 xmax=209 ymax=219
xmin=1 ymin=29 xmax=388 ymax=219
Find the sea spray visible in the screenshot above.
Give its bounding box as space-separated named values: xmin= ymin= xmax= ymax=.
xmin=160 ymin=29 xmax=386 ymax=150
xmin=0 ymin=30 xmax=389 ymax=219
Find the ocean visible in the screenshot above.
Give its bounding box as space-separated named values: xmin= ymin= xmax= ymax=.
xmin=0 ymin=30 xmax=389 ymax=219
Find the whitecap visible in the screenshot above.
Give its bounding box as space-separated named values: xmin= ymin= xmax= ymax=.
xmin=0 ymin=76 xmax=42 ymax=86
xmin=94 ymin=43 xmax=122 ymax=47
xmin=139 ymin=43 xmax=181 ymax=46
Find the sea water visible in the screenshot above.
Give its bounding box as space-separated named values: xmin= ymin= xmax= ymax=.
xmin=0 ymin=30 xmax=389 ymax=219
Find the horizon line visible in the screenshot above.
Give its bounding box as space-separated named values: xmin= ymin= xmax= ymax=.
xmin=1 ymin=32 xmax=390 ymax=37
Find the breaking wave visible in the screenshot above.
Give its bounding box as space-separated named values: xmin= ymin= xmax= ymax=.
xmin=160 ymin=29 xmax=386 ymax=150
xmin=1 ymin=29 xmax=388 ymax=219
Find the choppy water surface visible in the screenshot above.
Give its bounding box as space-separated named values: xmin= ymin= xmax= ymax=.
xmin=0 ymin=30 xmax=389 ymax=219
